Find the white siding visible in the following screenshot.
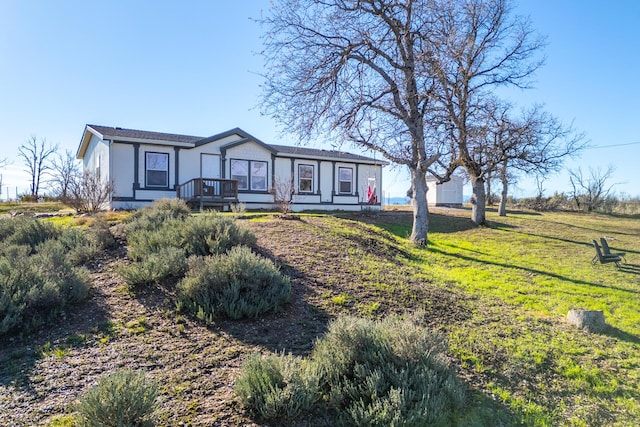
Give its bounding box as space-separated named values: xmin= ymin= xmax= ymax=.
xmin=111 ymin=143 xmax=134 ymax=198
xmin=83 ymin=134 xmax=110 ymax=182
xmin=319 ymin=162 xmax=333 ymax=202
xmin=426 ymin=177 xmax=463 ymax=206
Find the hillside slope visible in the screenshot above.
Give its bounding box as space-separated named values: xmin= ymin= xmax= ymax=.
xmin=1 ymin=211 xmax=638 ymax=426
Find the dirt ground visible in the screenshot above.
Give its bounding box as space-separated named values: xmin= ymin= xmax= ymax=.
xmin=0 ymin=213 xmax=471 ymax=426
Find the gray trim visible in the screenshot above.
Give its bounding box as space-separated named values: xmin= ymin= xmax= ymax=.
xmin=195 ymin=127 xmax=274 ymax=149
xmin=220 ymin=137 xmax=278 ymax=154
xmin=174 ymin=147 xmax=180 ymax=189
xmin=133 ymin=144 xmax=140 ymax=203
xmin=331 ymin=161 xmax=336 ymax=196
xmin=355 ymin=164 xmax=360 ymax=197
xmin=271 ymin=154 xmax=276 ymax=190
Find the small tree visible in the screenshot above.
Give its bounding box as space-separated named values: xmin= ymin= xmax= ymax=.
xmin=67 ymin=170 xmax=114 ymax=213
xmin=569 ymin=166 xmax=617 ymax=212
xmin=18 ymin=136 xmax=58 ymax=199
xmin=49 ymin=149 xmax=81 ymax=200
xmin=270 ymin=175 xmax=295 ymax=216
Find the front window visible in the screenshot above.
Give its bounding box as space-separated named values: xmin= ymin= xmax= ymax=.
xmin=146 ymin=152 xmax=169 ymax=187
xmin=339 ymin=167 xmax=353 ymax=194
xmin=231 ymin=159 xmax=249 ymax=190
xmin=298 ymin=164 xmax=314 ymax=193
xmin=251 ymin=161 xmax=268 ymax=191
xmin=231 ymin=159 xmax=268 ymax=191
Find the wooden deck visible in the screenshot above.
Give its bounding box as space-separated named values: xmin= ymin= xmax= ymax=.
xmin=177 ymin=178 xmax=239 ymax=211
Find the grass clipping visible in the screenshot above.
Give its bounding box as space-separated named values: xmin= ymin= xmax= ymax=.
xmin=236 ymin=315 xmax=465 ymax=426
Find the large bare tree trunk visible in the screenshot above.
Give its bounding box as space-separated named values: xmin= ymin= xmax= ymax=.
xmin=470 ymin=176 xmax=486 ymax=225
xmin=410 ymin=169 xmax=429 ymax=245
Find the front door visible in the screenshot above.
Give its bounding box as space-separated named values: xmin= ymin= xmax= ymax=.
xmin=200 ymin=154 xmax=221 ymax=179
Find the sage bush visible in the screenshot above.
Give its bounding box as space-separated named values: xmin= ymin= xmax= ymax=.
xmin=0 ymin=218 xmax=92 ymax=337
xmin=178 ymin=245 xmax=291 ymax=320
xmin=77 ymin=369 xmax=158 ymax=427
xmin=236 ymin=315 xmax=465 ymax=426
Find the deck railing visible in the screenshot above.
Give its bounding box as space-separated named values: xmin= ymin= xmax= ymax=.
xmin=177 ymin=178 xmax=238 ymax=209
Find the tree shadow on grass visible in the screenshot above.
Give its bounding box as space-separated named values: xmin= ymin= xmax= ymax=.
xmin=0 ymin=283 xmax=113 ymax=390
xmin=605 ymin=325 xmax=640 ymax=346
xmin=617 ymin=263 xmax=640 ymax=275
xmin=215 ymin=245 xmax=332 ymax=357
xmin=428 ymin=246 xmax=640 ymax=295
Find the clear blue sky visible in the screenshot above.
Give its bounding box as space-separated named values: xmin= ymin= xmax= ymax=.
xmin=1 ymin=1 xmax=638 ymax=200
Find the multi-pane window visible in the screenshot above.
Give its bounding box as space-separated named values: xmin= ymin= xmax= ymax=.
xmin=339 ymin=167 xmax=353 ymax=194
xmin=251 ymin=161 xmax=268 ymax=191
xmin=298 ymin=164 xmax=314 ymax=193
xmin=231 ymin=159 xmax=249 ymax=190
xmin=231 ymin=159 xmax=269 ymax=191
xmin=146 ymin=152 xmax=169 ymax=187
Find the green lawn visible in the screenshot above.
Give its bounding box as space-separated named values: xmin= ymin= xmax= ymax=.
xmin=374 ymin=208 xmax=640 ymax=426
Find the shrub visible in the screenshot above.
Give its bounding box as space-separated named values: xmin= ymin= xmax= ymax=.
xmin=118 ymin=246 xmax=187 ymax=287
xmin=0 ymin=241 xmax=88 ymax=336
xmin=236 ymin=316 xmax=466 ymax=426
xmin=180 ymin=215 xmax=257 ymax=256
xmin=312 ymin=316 xmax=465 ymax=426
xmin=125 ymin=198 xmax=191 ymax=233
xmin=76 ymin=369 xmax=158 ymax=427
xmin=126 ymin=222 xmax=184 ymax=261
xmin=235 ymin=353 xmax=318 ymax=422
xmin=53 ymin=228 xmax=103 ymax=266
xmin=178 ymin=246 xmax=291 ymax=320
xmin=0 ymin=217 xmax=58 ymax=253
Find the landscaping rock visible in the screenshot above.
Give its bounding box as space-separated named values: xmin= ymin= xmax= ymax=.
xmin=567 ymin=309 xmax=606 ymax=333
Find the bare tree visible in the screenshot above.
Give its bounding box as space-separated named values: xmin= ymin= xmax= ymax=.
xmin=426 ymin=0 xmax=547 ymax=224
xmin=270 ymin=175 xmax=296 ymax=216
xmin=18 ymin=136 xmax=58 ymax=199
xmin=259 ymin=0 xmax=444 ymax=244
xmin=49 ymin=149 xmax=81 ymax=200
xmin=67 ymin=171 xmax=114 ymax=213
xmin=479 ymin=102 xmax=585 ymax=216
xmin=569 ymin=166 xmax=617 ymax=212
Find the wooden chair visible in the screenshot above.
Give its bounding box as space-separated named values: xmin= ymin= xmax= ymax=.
xmin=600 ymin=237 xmax=626 ymax=263
xmin=591 ymin=240 xmax=622 ymax=268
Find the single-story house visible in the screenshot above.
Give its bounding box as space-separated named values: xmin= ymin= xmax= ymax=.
xmin=76 ymin=125 xmax=388 ymax=211
xmin=426 ymin=176 xmax=464 ymax=207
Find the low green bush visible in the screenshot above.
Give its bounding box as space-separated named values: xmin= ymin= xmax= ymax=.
xmin=118 ymin=246 xmax=187 ymax=286
xmin=76 ymin=369 xmax=158 ymax=427
xmin=125 ymin=198 xmax=191 ymax=233
xmin=121 ymin=204 xmax=256 ymax=287
xmin=236 ymin=315 xmax=465 ymax=426
xmin=0 ymin=240 xmax=88 ymax=336
xmin=0 ymin=216 xmax=58 ymax=252
xmin=180 ymin=214 xmax=257 ymax=256
xmin=178 ymin=246 xmax=291 ymax=320
xmin=126 ymin=222 xmax=184 ymax=261
xmin=52 ymin=228 xmax=103 ymax=266
xmin=235 ymin=353 xmax=318 ymax=422
xmin=313 ymin=316 xmax=465 ymax=426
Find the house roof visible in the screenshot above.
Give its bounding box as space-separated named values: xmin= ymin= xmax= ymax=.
xmin=77 ymin=124 xmax=388 ymax=165
xmin=270 ymin=144 xmax=387 ymax=164
xmin=87 ymin=125 xmax=203 ymax=144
